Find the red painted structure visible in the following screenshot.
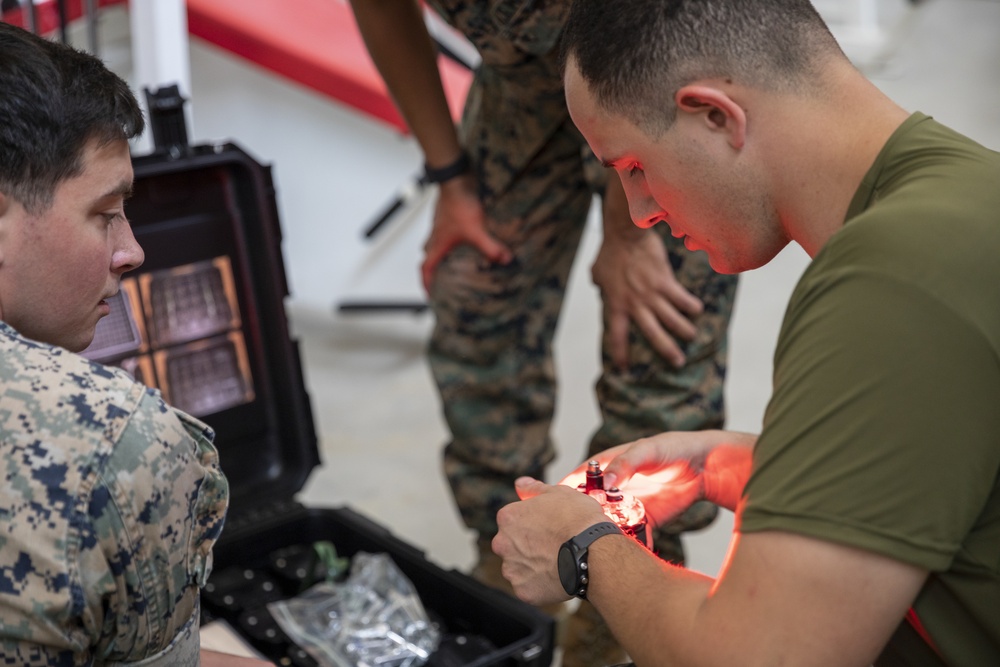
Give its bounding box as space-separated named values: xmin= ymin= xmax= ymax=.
xmin=2 ymin=0 xmax=472 ymax=133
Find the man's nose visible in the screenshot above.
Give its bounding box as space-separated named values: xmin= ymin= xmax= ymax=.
xmin=627 ymin=195 xmax=665 ymax=229
xmin=112 ymin=221 xmax=145 ymax=274
xmin=620 ymin=179 xmax=665 ymax=229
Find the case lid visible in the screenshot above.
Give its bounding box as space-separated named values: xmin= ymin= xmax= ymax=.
xmin=90 ymin=142 xmax=321 ymax=515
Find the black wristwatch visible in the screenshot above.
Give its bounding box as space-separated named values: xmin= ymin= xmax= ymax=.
xmin=423 ymin=151 xmax=470 ymax=184
xmin=557 ymin=521 xmax=623 ymax=599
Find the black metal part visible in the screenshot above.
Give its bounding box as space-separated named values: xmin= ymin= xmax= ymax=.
xmin=144 ymin=84 xmax=191 ymax=158
xmin=55 ymin=0 xmax=67 ymax=43
xmin=337 ymin=300 xmax=428 ymax=314
xmin=335 ymin=174 xmax=430 ymax=314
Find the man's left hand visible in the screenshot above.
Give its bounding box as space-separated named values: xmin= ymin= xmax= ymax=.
xmin=594 ymin=177 xmax=703 ymax=369
xmin=492 ymin=478 xmax=608 ymax=605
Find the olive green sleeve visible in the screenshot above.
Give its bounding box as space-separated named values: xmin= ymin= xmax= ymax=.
xmin=741 ymin=267 xmax=1000 ymax=572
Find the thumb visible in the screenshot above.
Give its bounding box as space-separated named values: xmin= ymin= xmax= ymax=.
xmin=514 ymin=476 xmax=548 ymax=500
xmin=421 ymin=236 xmax=459 ymax=293
xmin=468 ymin=228 xmax=513 ymax=265
xmin=602 ymin=457 xmax=638 ymax=491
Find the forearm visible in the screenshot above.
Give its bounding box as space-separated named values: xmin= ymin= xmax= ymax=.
xmin=585 ymin=533 xmax=716 ymax=666
xmin=349 ymin=0 xmax=463 ymax=166
xmin=586 ymin=503 xmax=924 ymax=667
xmin=518 ymin=432 xmax=924 ymax=666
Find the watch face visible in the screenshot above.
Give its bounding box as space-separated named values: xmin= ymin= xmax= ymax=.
xmin=558 ymin=543 xmax=579 ymax=596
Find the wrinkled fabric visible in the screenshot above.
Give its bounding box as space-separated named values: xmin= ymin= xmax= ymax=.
xmin=0 ymin=321 xmax=229 ymax=665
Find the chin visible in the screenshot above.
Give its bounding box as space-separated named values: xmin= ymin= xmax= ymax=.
xmin=65 ymin=330 xmax=97 ymax=354
xmin=66 ymin=341 xmax=91 ymax=354
xmin=705 ymin=254 xmax=744 ymax=275
xmin=707 ymin=261 xmax=741 ymax=275
xmin=708 ymin=247 xmax=779 ymax=274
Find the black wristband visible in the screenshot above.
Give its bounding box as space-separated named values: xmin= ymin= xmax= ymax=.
xmin=423 ymin=151 xmax=470 ymax=184
xmin=558 ymin=521 xmax=623 ymax=599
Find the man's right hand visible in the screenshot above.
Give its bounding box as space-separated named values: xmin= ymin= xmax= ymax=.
xmin=421 ymin=174 xmax=513 ymax=292
xmin=561 ymin=430 xmax=758 ymax=526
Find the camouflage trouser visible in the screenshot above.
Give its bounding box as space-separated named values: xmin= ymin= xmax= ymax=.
xmin=428 ymin=117 xmax=739 ymax=563
xmin=587 ymin=231 xmax=736 ymax=564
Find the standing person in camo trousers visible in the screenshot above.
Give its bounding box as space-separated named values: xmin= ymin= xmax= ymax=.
xmin=347 ymin=3 xmax=738 ymax=664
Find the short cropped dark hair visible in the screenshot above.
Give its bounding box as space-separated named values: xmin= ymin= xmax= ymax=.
xmin=561 ymin=0 xmax=845 ymax=136
xmin=0 ymin=22 xmax=144 ymax=213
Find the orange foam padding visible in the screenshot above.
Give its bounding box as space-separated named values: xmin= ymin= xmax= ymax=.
xmin=185 ymin=0 xmax=472 ymax=134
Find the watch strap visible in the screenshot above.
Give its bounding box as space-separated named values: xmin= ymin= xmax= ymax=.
xmin=572 ymin=521 xmax=622 ymax=549
xmin=423 ymin=151 xmax=470 ymax=184
xmin=560 ymin=521 xmax=622 ymax=599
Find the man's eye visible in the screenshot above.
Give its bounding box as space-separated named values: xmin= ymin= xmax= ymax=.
xmin=102 ymin=211 xmax=124 ymax=224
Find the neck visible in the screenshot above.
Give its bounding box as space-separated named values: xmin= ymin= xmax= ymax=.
xmin=763 ymin=60 xmax=911 ymax=258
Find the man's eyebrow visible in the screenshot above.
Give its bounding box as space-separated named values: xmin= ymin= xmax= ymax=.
xmin=97 ymin=181 xmax=135 ymax=202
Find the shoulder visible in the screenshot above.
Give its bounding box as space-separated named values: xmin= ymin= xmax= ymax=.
xmin=798 ymin=116 xmax=1000 ymax=330
xmin=796 ymin=170 xmax=1000 ymax=356
xmin=0 ymin=325 xmax=167 ymax=468
xmin=846 ymin=116 xmax=1000 ymax=252
xmin=1 ymin=324 xmax=140 ymax=395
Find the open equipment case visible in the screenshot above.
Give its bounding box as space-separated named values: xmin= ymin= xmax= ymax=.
xmin=81 ymin=88 xmax=555 ymax=667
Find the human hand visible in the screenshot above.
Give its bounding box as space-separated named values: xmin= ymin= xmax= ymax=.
xmin=592 ymin=230 xmax=703 ymax=369
xmin=492 ymin=477 xmax=609 ymax=606
xmin=560 ymin=439 xmax=704 ymax=529
xmin=594 ymin=181 xmax=703 ymax=369
xmin=421 ymin=175 xmax=512 ymax=292
xmin=560 ymin=431 xmax=755 ymax=524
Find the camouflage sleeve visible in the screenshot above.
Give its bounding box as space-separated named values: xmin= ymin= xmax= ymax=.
xmin=79 ymin=387 xmax=229 ymax=662
xmin=0 ymin=380 xmax=228 ymax=665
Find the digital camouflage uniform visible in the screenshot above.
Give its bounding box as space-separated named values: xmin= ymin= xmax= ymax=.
xmin=425 ymin=0 xmax=738 ymax=565
xmin=0 ymin=321 xmax=229 ymax=666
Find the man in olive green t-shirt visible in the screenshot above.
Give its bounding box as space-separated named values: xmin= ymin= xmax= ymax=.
xmin=488 ymin=2 xmax=1000 ymax=666
xmin=741 ymin=112 xmax=1000 ymax=665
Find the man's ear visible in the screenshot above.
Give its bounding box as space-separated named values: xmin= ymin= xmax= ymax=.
xmin=675 ymin=84 xmax=747 ymax=150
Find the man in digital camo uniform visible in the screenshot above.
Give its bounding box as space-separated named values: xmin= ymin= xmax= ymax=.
xmin=348 ymin=2 xmax=738 ymax=663
xmin=0 ymin=22 xmax=229 ymax=665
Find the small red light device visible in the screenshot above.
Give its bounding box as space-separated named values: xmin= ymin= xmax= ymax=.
xmin=577 ymin=460 xmax=653 ymax=550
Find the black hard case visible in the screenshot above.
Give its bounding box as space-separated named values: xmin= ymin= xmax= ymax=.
xmin=124 ymin=143 xmax=555 ymax=667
